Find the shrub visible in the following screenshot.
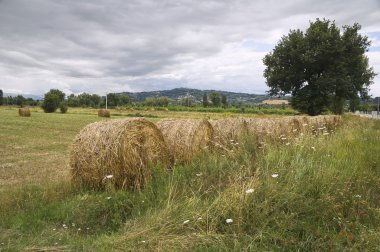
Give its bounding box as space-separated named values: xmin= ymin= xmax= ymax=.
xmin=59 ymin=101 xmax=68 ymax=113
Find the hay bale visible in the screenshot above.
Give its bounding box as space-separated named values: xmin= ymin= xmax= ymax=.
xmin=210 ymin=118 xmax=248 ymax=146
xmin=98 ymin=109 xmax=110 ymax=118
xmin=70 ymin=118 xmax=171 ymax=190
xmin=18 ymin=108 xmax=31 ymax=117
xmin=156 ymin=119 xmax=214 ymax=164
xmin=244 ymin=117 xmax=282 ymax=142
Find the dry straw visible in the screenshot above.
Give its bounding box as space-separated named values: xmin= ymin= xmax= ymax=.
xmin=244 ymin=117 xmax=284 ymax=142
xmin=210 ymin=117 xmax=248 ymax=146
xmin=18 ymin=107 xmax=31 ymax=117
xmin=70 ymin=118 xmax=171 ymax=190
xmin=156 ymin=119 xmax=214 ymax=164
xmin=98 ymin=109 xmax=110 ymax=118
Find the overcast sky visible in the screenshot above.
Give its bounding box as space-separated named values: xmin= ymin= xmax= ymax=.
xmin=1 ymin=0 xmax=380 ymax=96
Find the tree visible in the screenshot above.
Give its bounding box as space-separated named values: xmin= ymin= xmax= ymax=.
xmin=107 ymin=93 xmax=119 ymax=107
xmin=14 ymin=95 xmax=25 ymax=106
xmin=41 ymin=89 xmax=65 ymax=113
xmin=156 ymin=96 xmax=169 ymax=107
xmin=78 ymin=92 xmax=92 ymax=107
xmin=210 ymin=92 xmax=221 ymax=107
xmin=144 ymin=97 xmax=154 ymax=107
xmin=202 ymin=93 xmax=208 ymax=107
xmin=119 ymin=95 xmax=132 ymax=106
xmin=59 ymin=101 xmax=68 ymax=113
xmin=221 ymin=95 xmax=228 ymax=108
xmin=263 ymin=19 xmax=376 ymax=115
xmin=67 ymin=94 xmax=79 ymax=107
xmin=0 ymin=89 xmax=3 ymax=105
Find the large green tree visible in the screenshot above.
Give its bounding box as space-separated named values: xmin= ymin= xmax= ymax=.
xmin=0 ymin=89 xmax=3 ymax=105
xmin=263 ymin=19 xmax=376 ymax=115
xmin=41 ymin=89 xmax=65 ymax=113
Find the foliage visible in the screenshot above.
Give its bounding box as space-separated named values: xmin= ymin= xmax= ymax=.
xmin=210 ymin=92 xmax=221 ymax=107
xmin=144 ymin=97 xmax=155 ymax=107
xmin=59 ymin=101 xmax=68 ymax=113
xmin=263 ymin=19 xmax=376 ymax=115
xmin=67 ymin=94 xmax=79 ymax=107
xmin=221 ymin=94 xmax=228 ymax=108
xmin=41 ymin=89 xmax=65 ymax=113
xmin=0 ymin=89 xmax=3 ymax=105
xmin=202 ymin=93 xmax=208 ymax=107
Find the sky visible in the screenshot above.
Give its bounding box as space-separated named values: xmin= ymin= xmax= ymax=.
xmin=0 ymin=0 xmax=380 ymax=97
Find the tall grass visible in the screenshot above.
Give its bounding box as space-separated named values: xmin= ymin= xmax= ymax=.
xmin=0 ymin=116 xmax=379 ymax=251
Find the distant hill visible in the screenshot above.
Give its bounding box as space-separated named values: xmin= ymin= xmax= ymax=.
xmin=119 ymin=87 xmax=288 ymax=104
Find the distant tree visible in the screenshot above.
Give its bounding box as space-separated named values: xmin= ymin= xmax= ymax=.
xmin=181 ymin=97 xmax=194 ymax=107
xmin=59 ymin=101 xmax=68 ymax=113
xmin=78 ymin=92 xmax=92 ymax=107
xmin=25 ymin=98 xmax=38 ymax=106
xmin=14 ymin=95 xmax=25 ymax=106
xmin=144 ymin=97 xmax=155 ymax=107
xmin=119 ymin=95 xmax=132 ymax=106
xmin=263 ymin=18 xmax=376 ymax=115
xmin=67 ymin=94 xmax=79 ymax=107
xmin=0 ymin=89 xmax=3 ymax=105
xmin=156 ymin=96 xmax=169 ymax=107
xmin=210 ymin=92 xmax=221 ymax=107
xmin=41 ymin=89 xmax=65 ymax=113
xmin=221 ymin=95 xmax=228 ymax=108
xmin=107 ymin=93 xmax=119 ymax=107
xmin=202 ymin=93 xmax=208 ymax=107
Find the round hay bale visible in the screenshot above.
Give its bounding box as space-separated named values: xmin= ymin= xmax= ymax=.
xmin=70 ymin=118 xmax=171 ymax=190
xmin=244 ymin=117 xmax=281 ymax=142
xmin=210 ymin=118 xmax=248 ymax=146
xmin=18 ymin=107 xmax=31 ymax=117
xmin=98 ymin=109 xmax=110 ymax=118
xmin=156 ymin=119 xmax=214 ymax=164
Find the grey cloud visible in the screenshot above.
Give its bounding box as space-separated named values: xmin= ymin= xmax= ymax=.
xmin=0 ymin=0 xmax=379 ymax=95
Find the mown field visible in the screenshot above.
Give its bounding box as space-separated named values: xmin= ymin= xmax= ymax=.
xmin=1 ymin=107 xmax=380 ymax=251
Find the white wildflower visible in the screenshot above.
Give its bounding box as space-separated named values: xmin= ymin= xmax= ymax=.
xmin=271 ymin=173 xmax=279 ymax=178
xmin=226 ymin=218 xmax=233 ymax=224
xmin=245 ymin=188 xmax=255 ymax=194
xmin=105 ymin=175 xmax=113 ymax=179
xmin=106 ymin=197 xmax=112 ymax=200
xmin=285 ymin=142 xmax=290 ymax=146
xmin=183 ymin=220 xmax=190 ymax=224
xmin=62 ymin=224 xmax=68 ymax=229
xmin=78 ymin=228 xmax=81 ymax=231
xmin=311 ymin=146 xmax=316 ymax=151
xmin=196 ymin=173 xmax=202 ymax=177
xmin=197 ymin=217 xmax=203 ymax=220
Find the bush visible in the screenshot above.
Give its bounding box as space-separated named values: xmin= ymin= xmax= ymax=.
xmin=41 ymin=89 xmax=65 ymax=113
xmin=59 ymin=101 xmax=68 ymax=113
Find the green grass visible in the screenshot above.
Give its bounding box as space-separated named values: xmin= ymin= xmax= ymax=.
xmin=0 ymin=107 xmax=379 ymax=251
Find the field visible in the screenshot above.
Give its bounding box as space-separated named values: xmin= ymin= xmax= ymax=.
xmin=1 ymin=107 xmax=380 ymax=251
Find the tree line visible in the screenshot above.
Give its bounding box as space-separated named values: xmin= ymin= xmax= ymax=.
xmin=0 ymin=88 xmax=232 ymax=112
